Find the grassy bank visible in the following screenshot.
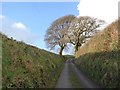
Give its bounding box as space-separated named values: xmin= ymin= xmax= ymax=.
xmin=75 ymin=20 xmax=120 ymax=88
xmin=2 ymin=33 xmax=65 ymax=88
xmin=75 ymin=51 xmax=120 ymax=88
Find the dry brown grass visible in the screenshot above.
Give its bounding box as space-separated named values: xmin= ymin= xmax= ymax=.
xmin=76 ymin=20 xmax=119 ymax=57
xmin=74 ymin=20 xmax=120 ymax=88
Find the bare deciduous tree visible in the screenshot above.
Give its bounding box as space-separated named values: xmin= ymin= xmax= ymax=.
xmin=68 ymin=16 xmax=105 ymax=52
xmin=44 ymin=15 xmax=75 ymax=55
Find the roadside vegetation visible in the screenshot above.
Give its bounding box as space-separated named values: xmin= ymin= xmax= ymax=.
xmin=69 ymin=64 xmax=81 ymax=88
xmin=1 ymin=14 xmax=120 ymax=88
xmin=75 ymin=20 xmax=120 ymax=88
xmin=2 ymin=33 xmax=66 ymax=88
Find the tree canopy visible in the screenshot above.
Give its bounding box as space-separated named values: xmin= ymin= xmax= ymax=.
xmin=44 ymin=15 xmax=104 ymax=55
xmin=68 ymin=16 xmax=105 ymax=52
xmin=44 ymin=15 xmax=75 ymax=55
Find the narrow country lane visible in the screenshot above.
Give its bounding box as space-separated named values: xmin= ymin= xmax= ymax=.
xmin=55 ymin=59 xmax=102 ymax=89
xmin=55 ymin=60 xmax=72 ymax=88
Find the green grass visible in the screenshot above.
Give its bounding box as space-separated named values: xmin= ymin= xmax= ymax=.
xmin=69 ymin=65 xmax=81 ymax=88
xmin=75 ymin=20 xmax=120 ymax=88
xmin=0 ymin=33 xmax=2 ymax=89
xmin=1 ymin=33 xmax=66 ymax=88
xmin=63 ymin=55 xmax=74 ymax=60
xmin=75 ymin=51 xmax=120 ymax=88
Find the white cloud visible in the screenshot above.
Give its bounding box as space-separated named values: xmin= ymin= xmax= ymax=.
xmin=77 ymin=0 xmax=119 ymax=24
xmin=12 ymin=22 xmax=27 ymax=30
xmin=1 ymin=15 xmax=40 ymax=44
xmin=0 ymin=14 xmax=5 ymax=19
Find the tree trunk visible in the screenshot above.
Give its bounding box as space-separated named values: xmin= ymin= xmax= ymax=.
xmin=59 ymin=46 xmax=64 ymax=55
xmin=75 ymin=43 xmax=81 ymax=52
xmin=75 ymin=45 xmax=79 ymax=52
